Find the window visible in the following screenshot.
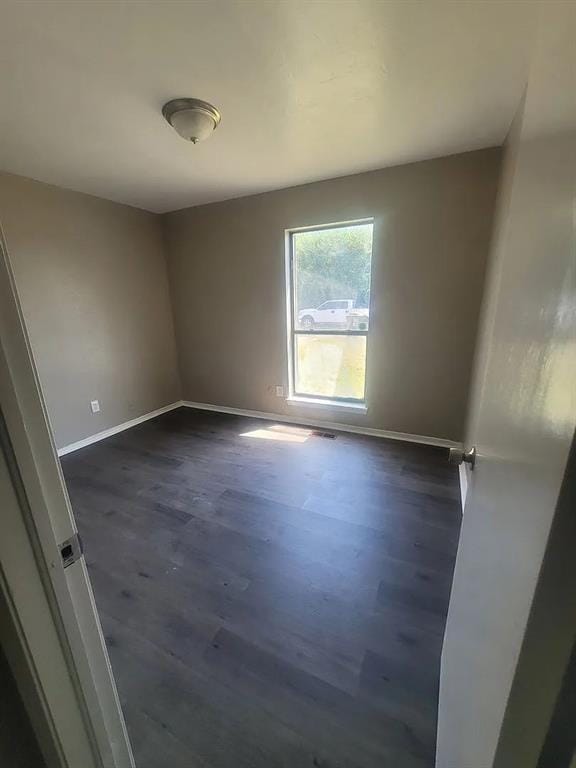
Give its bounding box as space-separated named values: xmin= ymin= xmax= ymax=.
xmin=287 ymin=220 xmax=374 ymax=405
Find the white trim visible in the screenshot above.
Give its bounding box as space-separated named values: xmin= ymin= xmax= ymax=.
xmin=284 ymin=219 xmax=375 ymax=409
xmin=285 ymin=216 xmax=374 ymax=234
xmin=57 ymin=401 xmax=182 ymax=457
xmin=182 ymin=400 xmax=462 ymax=450
xmin=286 ymin=395 xmax=367 ymax=413
xmin=459 ymin=462 xmax=470 ymax=513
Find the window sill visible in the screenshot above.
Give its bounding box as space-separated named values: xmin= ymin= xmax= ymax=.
xmin=286 ymin=396 xmax=368 ymax=414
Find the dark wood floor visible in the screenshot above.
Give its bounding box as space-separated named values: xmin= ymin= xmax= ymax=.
xmin=62 ymin=407 xmax=461 ymax=768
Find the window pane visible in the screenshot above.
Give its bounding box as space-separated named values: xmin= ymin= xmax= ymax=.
xmin=293 ymin=223 xmax=372 ymax=331
xmin=295 ymin=334 xmax=367 ymax=400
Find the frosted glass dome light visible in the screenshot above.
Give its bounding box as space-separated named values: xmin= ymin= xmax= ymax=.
xmin=162 ymin=98 xmax=221 ymax=144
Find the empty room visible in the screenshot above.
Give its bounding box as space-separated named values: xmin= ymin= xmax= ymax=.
xmin=1 ymin=2 xmax=575 ymax=768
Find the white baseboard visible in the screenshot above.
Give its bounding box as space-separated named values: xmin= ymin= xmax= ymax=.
xmin=57 ymin=401 xmax=183 ymax=457
xmin=57 ymin=398 xmax=463 ymax=458
xmin=182 ymin=400 xmax=462 ymax=450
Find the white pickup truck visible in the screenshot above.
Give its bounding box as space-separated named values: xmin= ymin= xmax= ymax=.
xmin=297 ymin=300 xmax=369 ymax=330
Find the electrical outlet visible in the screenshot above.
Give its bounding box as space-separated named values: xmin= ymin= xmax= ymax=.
xmin=275 ymin=385 xmax=284 ymax=398
xmin=90 ymin=399 xmax=100 ymax=413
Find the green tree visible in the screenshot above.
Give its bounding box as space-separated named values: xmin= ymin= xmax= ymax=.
xmin=294 ymin=224 xmax=372 ymax=310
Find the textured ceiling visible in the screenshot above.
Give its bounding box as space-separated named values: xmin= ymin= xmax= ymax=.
xmin=0 ymin=0 xmax=537 ymax=212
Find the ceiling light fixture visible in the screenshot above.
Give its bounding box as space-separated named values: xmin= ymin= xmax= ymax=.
xmin=162 ymin=98 xmax=221 ymax=144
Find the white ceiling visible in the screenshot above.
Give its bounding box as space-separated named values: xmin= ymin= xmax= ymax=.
xmin=0 ymin=0 xmax=537 ymax=213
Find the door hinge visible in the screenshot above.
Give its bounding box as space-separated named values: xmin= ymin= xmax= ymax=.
xmin=59 ymin=533 xmax=83 ymax=568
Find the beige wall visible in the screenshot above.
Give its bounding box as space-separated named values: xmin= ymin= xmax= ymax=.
xmin=0 ymin=173 xmax=180 ymax=449
xmin=0 ymin=149 xmax=501 ymax=449
xmin=163 ymin=148 xmax=501 ymax=442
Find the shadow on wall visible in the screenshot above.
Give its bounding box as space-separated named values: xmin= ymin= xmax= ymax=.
xmin=0 ymin=643 xmax=46 ymax=768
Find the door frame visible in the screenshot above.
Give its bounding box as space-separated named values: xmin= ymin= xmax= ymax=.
xmin=0 ymin=220 xmax=134 ymax=767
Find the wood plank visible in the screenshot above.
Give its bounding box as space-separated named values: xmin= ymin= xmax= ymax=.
xmin=62 ymin=406 xmax=461 ymax=768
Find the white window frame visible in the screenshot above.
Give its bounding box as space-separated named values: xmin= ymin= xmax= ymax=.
xmin=285 ymin=218 xmax=374 ymax=409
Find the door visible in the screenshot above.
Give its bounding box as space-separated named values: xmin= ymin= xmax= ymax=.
xmin=0 ymin=223 xmax=134 ymax=767
xmin=314 ymin=300 xmax=340 ymax=327
xmin=437 ymin=6 xmax=576 ymax=768
xmin=330 ymin=300 xmax=350 ymax=328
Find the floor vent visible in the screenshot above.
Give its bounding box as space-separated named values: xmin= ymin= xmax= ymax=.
xmin=312 ymin=431 xmax=336 ymax=439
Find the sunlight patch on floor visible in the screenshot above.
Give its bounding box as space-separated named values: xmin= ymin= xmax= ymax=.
xmin=239 ymin=424 xmax=312 ymax=443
